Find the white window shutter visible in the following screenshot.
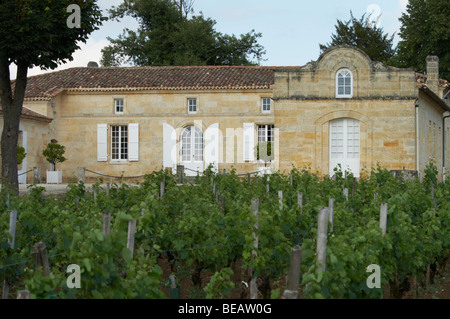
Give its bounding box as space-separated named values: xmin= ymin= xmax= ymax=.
xmin=97 ymin=124 xmax=108 ymax=162
xmin=163 ymin=123 xmax=177 ymax=170
xmin=205 ymin=123 xmax=219 ymax=172
xmin=243 ymin=123 xmax=255 ymax=162
xmin=129 ymin=123 xmax=139 ymax=161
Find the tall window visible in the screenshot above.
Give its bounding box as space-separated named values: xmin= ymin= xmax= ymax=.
xmin=188 ymin=98 xmax=197 ymax=114
xmin=257 ymin=124 xmax=275 ymax=162
xmin=115 ymin=99 xmax=124 ymax=114
xmin=111 ymin=125 xmax=128 ymax=160
xmin=336 ymin=69 xmax=353 ymax=98
xmin=181 ymin=126 xmax=203 ymax=162
xmin=262 ymin=98 xmax=271 ymax=113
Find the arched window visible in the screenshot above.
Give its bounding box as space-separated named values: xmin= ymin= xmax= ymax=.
xmin=180 ymin=125 xmax=204 ymax=175
xmin=336 ymin=69 xmax=353 ymax=98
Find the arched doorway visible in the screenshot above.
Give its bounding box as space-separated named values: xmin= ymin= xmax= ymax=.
xmin=329 ymin=118 xmax=360 ymax=177
xmin=181 ymin=125 xmax=204 ymax=176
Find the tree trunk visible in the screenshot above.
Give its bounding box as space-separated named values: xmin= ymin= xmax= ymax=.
xmin=258 ymin=275 xmax=271 ymax=299
xmin=191 ymin=260 xmax=203 ymax=288
xmin=0 ymin=56 xmax=28 ymax=195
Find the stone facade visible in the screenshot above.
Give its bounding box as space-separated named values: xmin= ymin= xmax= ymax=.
xmin=0 ymin=106 xmax=52 ymax=183
xmin=54 ymin=88 xmax=274 ymax=181
xmin=14 ymin=46 xmax=450 ymax=182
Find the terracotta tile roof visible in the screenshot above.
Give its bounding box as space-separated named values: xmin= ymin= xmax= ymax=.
xmin=18 ymin=65 xmax=446 ymax=101
xmin=19 ymin=66 xmax=296 ymax=101
xmin=415 ymin=72 xmax=449 ymax=88
xmin=0 ymin=105 xmax=52 ymax=122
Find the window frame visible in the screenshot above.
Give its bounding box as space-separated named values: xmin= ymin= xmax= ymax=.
xmin=114 ymin=98 xmax=124 ymax=115
xmin=111 ymin=125 xmax=128 ymax=162
xmin=188 ymin=98 xmax=197 ymax=114
xmin=261 ymin=97 xmax=272 ymax=113
xmin=257 ymin=124 xmax=275 ymax=162
xmin=335 ymin=69 xmax=353 ymax=99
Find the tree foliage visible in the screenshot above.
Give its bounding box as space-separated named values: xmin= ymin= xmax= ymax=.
xmin=0 ymin=0 xmax=104 ymax=193
xmin=17 ymin=146 xmax=26 ymax=166
xmin=319 ymin=11 xmax=396 ymax=64
xmin=393 ymin=0 xmax=450 ymax=79
xmin=43 ymin=143 xmax=67 ymax=170
xmin=100 ymin=0 xmax=266 ymax=67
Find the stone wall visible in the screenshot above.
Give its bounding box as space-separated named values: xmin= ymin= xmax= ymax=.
xmin=273 ymin=46 xmax=419 ymax=177
xmin=0 ymin=116 xmax=51 ymax=183
xmin=273 ymin=99 xmax=417 ymax=176
xmin=49 ymin=89 xmax=274 ymax=182
xmin=417 ymin=91 xmax=447 ymax=178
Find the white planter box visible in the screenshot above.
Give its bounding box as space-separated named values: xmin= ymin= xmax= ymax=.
xmin=46 ymin=170 xmax=62 ymax=184
xmin=257 ymin=166 xmax=272 ymax=176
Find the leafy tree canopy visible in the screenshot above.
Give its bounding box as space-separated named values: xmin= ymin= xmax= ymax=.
xmin=393 ymin=0 xmax=450 ymax=79
xmin=0 ymin=0 xmax=104 ymax=193
xmin=101 ymin=0 xmax=266 ymax=67
xmin=0 ymin=0 xmax=105 ymax=70
xmin=319 ymin=11 xmax=396 ymax=65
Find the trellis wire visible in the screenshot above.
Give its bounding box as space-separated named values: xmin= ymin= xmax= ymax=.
xmin=85 ymin=169 xmax=146 ymax=179
xmin=18 ymin=170 xmax=33 ymax=177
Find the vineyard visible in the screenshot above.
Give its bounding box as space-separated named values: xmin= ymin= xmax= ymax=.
xmin=0 ymin=163 xmax=449 ymax=299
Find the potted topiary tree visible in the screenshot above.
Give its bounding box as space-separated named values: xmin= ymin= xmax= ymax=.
xmin=17 ymin=145 xmax=26 ymax=167
xmin=43 ymin=142 xmax=66 ymax=184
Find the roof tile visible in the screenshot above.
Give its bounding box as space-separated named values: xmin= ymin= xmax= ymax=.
xmin=18 ymin=66 xmax=297 ymax=100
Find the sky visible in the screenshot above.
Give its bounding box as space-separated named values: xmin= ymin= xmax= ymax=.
xmin=10 ymin=0 xmax=409 ymax=79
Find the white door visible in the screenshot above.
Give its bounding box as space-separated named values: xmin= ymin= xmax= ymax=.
xmin=181 ymin=126 xmax=204 ymax=176
xmin=329 ymin=118 xmax=360 ymax=177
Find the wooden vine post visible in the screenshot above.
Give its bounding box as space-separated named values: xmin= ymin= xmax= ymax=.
xmin=298 ymin=192 xmax=303 ymax=213
xmin=380 ymin=203 xmax=388 ymax=236
xmin=160 ymin=181 xmax=165 ymax=198
xmin=33 ymin=167 xmax=41 ymax=184
xmin=102 ymin=211 xmax=111 ymax=236
xmin=78 ymin=166 xmax=85 ymax=183
xmin=177 ymin=165 xmax=185 ymax=184
xmin=317 ymin=207 xmax=330 ymax=272
xmin=250 ymin=198 xmax=259 ymax=299
xmin=17 ymin=290 xmax=30 ymax=299
xmin=127 ymin=219 xmax=137 ymax=260
xmin=219 ymin=196 xmax=226 ymax=215
xmin=278 ymin=190 xmax=283 ymax=210
xmin=2 ymin=208 xmax=17 ymax=299
xmin=328 ymin=198 xmax=334 ymax=232
xmin=93 ymin=186 xmax=98 ymax=203
xmin=282 ymin=245 xmax=302 ymax=299
xmin=169 ymin=275 xmax=180 ymax=299
xmin=32 ymin=242 xmax=50 ymax=277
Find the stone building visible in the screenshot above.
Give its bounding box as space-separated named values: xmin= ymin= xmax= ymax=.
xmin=4 ymin=46 xmax=449 ymax=183
xmin=0 ymin=106 xmax=52 ymax=183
